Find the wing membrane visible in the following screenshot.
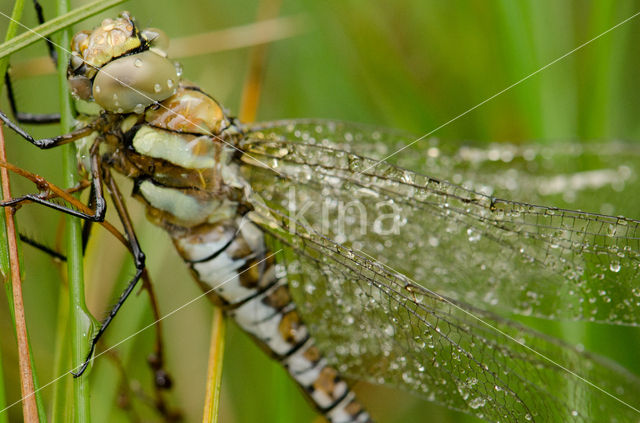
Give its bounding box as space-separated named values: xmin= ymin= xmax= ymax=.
xmin=241 ymin=120 xmax=640 ymax=325
xmin=239 ymin=120 xmax=640 ymax=421
xmin=249 ymin=203 xmax=640 ymax=422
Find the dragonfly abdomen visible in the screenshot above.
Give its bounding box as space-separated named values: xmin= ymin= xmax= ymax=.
xmin=173 ymin=218 xmax=372 ymax=422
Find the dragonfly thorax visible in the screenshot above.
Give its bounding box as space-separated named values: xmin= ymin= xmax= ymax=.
xmin=67 ymin=11 xmax=178 ymax=114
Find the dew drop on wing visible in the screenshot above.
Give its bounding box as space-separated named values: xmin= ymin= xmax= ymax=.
xmin=239 ymin=120 xmax=640 ymax=422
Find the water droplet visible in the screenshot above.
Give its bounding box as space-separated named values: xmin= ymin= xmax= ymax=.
xmin=133 ymin=104 xmax=145 ymax=114
xmin=174 ymin=62 xmax=183 ymax=77
xmin=116 ymin=107 xmax=124 ymax=113
xmin=467 ymin=228 xmax=481 ymax=243
xmin=384 ymin=324 xmax=395 ymax=337
xmin=167 ymin=79 xmax=174 ymax=89
xmin=94 ymin=85 xmax=101 ymax=94
xmin=134 ymin=58 xmax=143 ymax=68
xmin=610 ymin=261 xmax=621 ymax=273
xmin=468 ymin=397 xmax=486 ymax=409
xmin=153 ymin=83 xmax=162 ymax=93
xmin=112 ymin=93 xmax=118 ymax=100
xmin=571 ymin=410 xmax=579 ymax=417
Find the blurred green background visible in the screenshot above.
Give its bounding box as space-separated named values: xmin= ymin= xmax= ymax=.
xmin=1 ymin=0 xmax=640 ymax=422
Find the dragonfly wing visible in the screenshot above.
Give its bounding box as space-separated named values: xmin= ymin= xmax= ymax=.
xmin=247 ymin=119 xmax=640 ymax=216
xmin=250 ymin=206 xmax=640 ymax=422
xmin=241 ymin=120 xmax=640 ymax=326
xmin=238 ymin=120 xmax=640 ymax=421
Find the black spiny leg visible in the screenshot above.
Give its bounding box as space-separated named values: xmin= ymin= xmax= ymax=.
xmin=19 ymin=234 xmax=67 ymax=262
xmin=0 ymin=109 xmax=96 ymax=149
xmin=100 ymin=170 xmax=181 ymax=420
xmin=31 ymin=0 xmax=58 ymax=65
xmin=81 ymin=183 xmax=96 ymax=252
xmin=72 ymin=167 xmax=145 ymax=377
xmin=0 ymin=136 xmax=106 ymax=221
xmin=0 ymin=110 xmax=105 ymax=220
xmin=4 ymin=73 xmax=61 ymax=124
xmin=3 ymin=0 xmax=61 ymax=124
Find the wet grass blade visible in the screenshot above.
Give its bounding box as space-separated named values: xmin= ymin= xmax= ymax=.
xmin=0 ymin=0 xmax=26 ymax=87
xmin=54 ymin=0 xmax=92 ymax=420
xmin=0 ymin=0 xmax=25 ymax=417
xmin=0 ymin=0 xmax=126 ymax=60
xmin=0 ymin=118 xmax=39 ymax=422
xmin=0 ymin=343 xmax=6 ymax=423
xmin=0 ymin=1 xmax=47 ymax=421
xmin=51 ymin=283 xmax=70 ymax=423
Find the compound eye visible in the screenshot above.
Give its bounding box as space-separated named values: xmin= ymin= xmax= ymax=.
xmin=92 ymin=50 xmax=178 ymax=114
xmin=141 ymin=27 xmax=170 ymax=57
xmin=68 ymin=75 xmax=93 ymax=100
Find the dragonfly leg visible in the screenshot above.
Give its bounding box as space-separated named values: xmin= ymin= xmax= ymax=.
xmin=72 ymin=168 xmax=146 ymax=377
xmin=3 ymin=73 xmax=61 ymax=125
xmin=81 ymin=184 xmax=97 ymax=251
xmin=19 ymin=234 xmax=67 ymax=262
xmin=2 ymin=0 xmax=61 ymax=124
xmin=0 ymin=112 xmax=95 ymax=149
xmin=0 ymin=137 xmax=105 ymax=221
xmin=31 ymin=0 xmax=58 ymax=65
xmin=14 ymin=178 xmax=90 ymax=260
xmin=77 ymin=173 xmax=179 ymax=416
xmin=103 ymin=170 xmax=174 ymax=392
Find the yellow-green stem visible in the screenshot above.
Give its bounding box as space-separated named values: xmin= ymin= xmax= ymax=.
xmin=202 ymin=307 xmax=226 ymax=423
xmin=55 ymin=0 xmax=92 ymax=421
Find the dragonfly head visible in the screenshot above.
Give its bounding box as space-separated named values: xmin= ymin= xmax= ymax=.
xmin=67 ymin=11 xmax=179 ymax=114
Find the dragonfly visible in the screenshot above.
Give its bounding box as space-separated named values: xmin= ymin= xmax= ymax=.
xmin=1 ymin=6 xmax=640 ymax=423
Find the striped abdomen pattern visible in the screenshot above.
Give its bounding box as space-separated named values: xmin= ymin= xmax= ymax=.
xmin=173 ymin=218 xmax=372 ymax=423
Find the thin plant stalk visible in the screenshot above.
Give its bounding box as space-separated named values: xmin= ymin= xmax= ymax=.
xmin=0 ymin=344 xmax=6 ymax=423
xmin=0 ymin=0 xmax=25 ymax=418
xmin=50 ymin=274 xmax=70 ymax=423
xmin=0 ymin=0 xmax=25 ymax=79
xmin=54 ymin=0 xmax=91 ymax=420
xmin=0 ymin=1 xmax=43 ymax=421
xmin=202 ymin=308 xmax=226 ymax=423
xmin=238 ymin=0 xmax=283 ymax=122
xmin=0 ymin=125 xmax=38 ymax=422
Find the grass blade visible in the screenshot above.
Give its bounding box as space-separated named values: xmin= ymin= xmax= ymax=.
xmin=0 ymin=0 xmax=26 ymax=417
xmin=202 ymin=308 xmax=226 ymax=423
xmin=0 ymin=124 xmax=39 ymax=422
xmin=54 ymin=0 xmax=92 ymax=420
xmin=0 ymin=0 xmax=126 ymax=60
xmin=50 ymin=283 xmax=70 ymax=423
xmin=0 ymin=0 xmax=26 ymax=88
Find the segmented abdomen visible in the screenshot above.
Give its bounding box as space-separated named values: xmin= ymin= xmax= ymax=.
xmin=173 ymin=217 xmax=372 ymax=423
